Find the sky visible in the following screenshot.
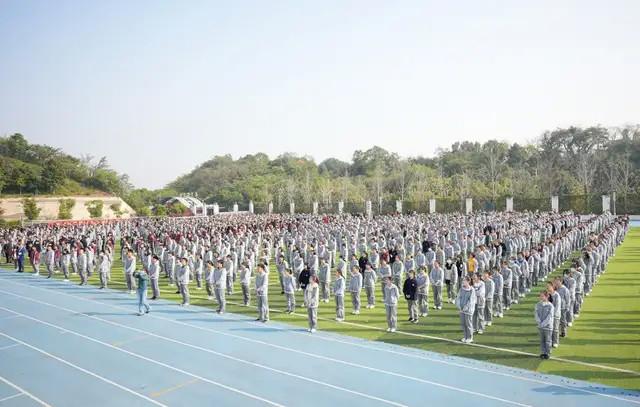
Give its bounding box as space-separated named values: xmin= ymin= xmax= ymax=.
xmin=1 ymin=0 xmax=639 ymax=189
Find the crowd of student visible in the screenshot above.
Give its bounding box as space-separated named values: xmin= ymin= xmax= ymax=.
xmin=0 ymin=211 xmax=628 ymax=358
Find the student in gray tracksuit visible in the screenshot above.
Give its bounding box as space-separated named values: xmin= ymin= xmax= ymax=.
xmin=555 ymin=277 xmax=571 ymax=337
xmin=535 ymin=291 xmax=554 ymax=359
xmin=211 ymin=261 xmax=227 ymax=313
xmin=334 ymin=270 xmax=346 ymax=321
xmin=482 ymin=271 xmax=494 ymax=326
xmin=547 ymin=282 xmax=561 ymax=348
xmin=255 ymin=264 xmax=269 ymax=322
xmin=472 ymin=274 xmax=486 ymax=334
xmin=492 ymin=267 xmax=504 ymax=317
xmin=572 ymin=267 xmax=584 ymax=317
xmin=45 ymin=246 xmax=55 ymax=279
xmin=416 ymin=266 xmax=430 ymax=317
xmin=430 ymin=262 xmax=444 ymax=310
xmin=363 ymin=263 xmax=377 ymax=308
xmin=124 ymin=250 xmax=137 ymax=293
xmin=384 ymin=277 xmax=399 ymax=333
xmin=318 ymin=259 xmax=331 ymax=302
xmin=98 ymin=252 xmax=111 ymax=289
xmin=305 ymin=276 xmax=319 ymax=332
xmin=284 ymin=269 xmax=296 ymax=313
xmin=379 ymin=260 xmax=392 ymax=302
xmin=77 ymin=248 xmax=88 ymax=286
xmin=391 ymin=257 xmax=404 ymax=292
xmin=456 ymin=276 xmax=476 ymax=343
xmin=501 ymin=262 xmax=512 ymax=310
xmin=177 ymin=257 xmax=191 ymax=306
xmin=204 ymin=261 xmax=215 ymax=299
xmin=349 ymin=267 xmax=363 ymax=314
xmin=148 ymin=255 xmax=160 ymax=299
xmin=239 ymin=262 xmax=252 ymax=306
xmin=61 ymin=249 xmax=70 ymax=281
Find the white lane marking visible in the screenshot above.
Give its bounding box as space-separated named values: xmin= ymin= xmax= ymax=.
xmin=0 ymin=375 xmax=51 ymax=407
xmin=0 ymin=288 xmax=529 ymax=407
xmin=0 ymin=306 xmax=286 ymax=407
xmin=0 ymin=332 xmax=167 ymax=407
xmin=3 ymin=274 xmax=640 ymax=405
xmin=0 ymin=393 xmax=24 ymax=402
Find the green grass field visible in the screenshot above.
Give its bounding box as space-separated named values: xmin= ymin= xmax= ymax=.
xmin=9 ymin=228 xmax=640 ymax=391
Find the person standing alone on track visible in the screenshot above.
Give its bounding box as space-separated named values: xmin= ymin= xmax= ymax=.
xmin=134 ymin=268 xmax=151 ymax=316
xmin=384 ymin=277 xmax=400 ymax=333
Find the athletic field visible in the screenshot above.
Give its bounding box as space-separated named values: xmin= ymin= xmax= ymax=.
xmin=0 ymin=229 xmax=638 ymax=406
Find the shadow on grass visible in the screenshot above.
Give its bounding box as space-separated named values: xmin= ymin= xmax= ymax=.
xmin=530 ymin=384 xmax=640 ymax=397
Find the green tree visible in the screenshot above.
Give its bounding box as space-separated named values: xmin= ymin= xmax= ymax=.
xmin=21 ymin=197 xmax=41 ymax=220
xmin=153 ymin=204 xmax=168 ymax=216
xmin=169 ymin=202 xmax=188 ymax=215
xmin=137 ymin=206 xmax=152 ymax=217
xmin=41 ymin=159 xmax=66 ymax=194
xmin=58 ymin=198 xmax=76 ymax=219
xmin=85 ymin=200 xmax=104 ymax=218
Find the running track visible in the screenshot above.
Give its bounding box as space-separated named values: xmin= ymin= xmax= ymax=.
xmin=0 ymin=270 xmax=638 ymax=407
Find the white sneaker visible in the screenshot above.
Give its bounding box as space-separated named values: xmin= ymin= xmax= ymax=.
xmin=310 ymin=328 xmax=316 ymax=333
xmin=467 ymin=338 xmax=473 ymax=343
xmin=308 ymin=328 xmax=312 ymax=332
xmin=390 ymin=328 xmax=396 ymax=333
xmin=568 ymin=322 xmax=572 ymax=327
xmin=478 ymin=330 xmax=483 ymax=334
xmin=386 ymin=328 xmax=391 ymax=332
xmin=336 ymin=318 xmax=344 ymax=322
xmin=487 ymin=322 xmax=492 ymax=326
xmin=370 ymin=305 xmax=375 ymax=309
xmin=184 ymin=303 xmax=190 ymax=306
xmin=499 ymin=313 xmax=504 ymax=318
xmin=552 ymin=344 xmax=558 ymax=348
xmin=64 ymin=279 xmax=69 ymax=282
xmin=208 ymin=296 xmax=213 ymax=300
xmin=461 ymin=338 xmax=467 ymax=343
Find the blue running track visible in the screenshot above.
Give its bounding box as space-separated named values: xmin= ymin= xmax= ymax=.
xmin=0 ymin=270 xmax=638 ymax=407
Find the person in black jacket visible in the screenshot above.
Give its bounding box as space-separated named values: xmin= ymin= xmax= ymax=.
xmin=358 ymin=252 xmax=369 ymax=272
xmin=403 ymin=270 xmax=419 ymax=323
xmin=299 ymin=265 xmax=311 ymax=306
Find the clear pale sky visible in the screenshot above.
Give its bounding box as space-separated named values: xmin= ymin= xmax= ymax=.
xmin=1 ymin=1 xmax=638 ymax=189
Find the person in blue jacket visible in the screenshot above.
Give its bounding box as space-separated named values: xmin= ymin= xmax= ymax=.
xmin=134 ymin=268 xmax=151 ymax=316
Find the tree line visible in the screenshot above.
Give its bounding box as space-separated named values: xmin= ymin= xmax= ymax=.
xmin=2 ymin=125 xmax=639 ymax=216
xmin=168 ymin=124 xmax=640 ymax=209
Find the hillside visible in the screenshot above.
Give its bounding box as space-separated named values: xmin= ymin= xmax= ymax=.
xmin=167 ymin=125 xmax=640 ymax=212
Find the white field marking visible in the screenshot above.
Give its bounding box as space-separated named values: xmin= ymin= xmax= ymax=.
xmin=3 ymin=275 xmax=640 ymax=405
xmin=0 ymin=343 xmax=21 ymax=351
xmin=111 ymin=278 xmax=640 ymax=376
xmin=0 ymin=332 xmax=167 ymax=407
xmin=0 ymin=315 xmax=22 ymax=321
xmin=0 ymin=306 xmax=286 ymax=407
xmin=0 ymin=292 xmax=407 ymax=407
xmin=0 ymin=393 xmax=24 ymax=402
xmin=0 ymin=375 xmax=51 ymax=407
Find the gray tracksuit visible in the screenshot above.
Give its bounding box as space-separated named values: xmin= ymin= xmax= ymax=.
xmin=429 ymin=267 xmax=444 ymax=308
xmin=384 ymin=283 xmax=400 ymax=330
xmin=255 ymin=272 xmax=269 ymax=321
xmin=305 ymin=283 xmax=319 ymax=330
xmin=456 ymin=286 xmax=476 ymax=341
xmin=334 ymin=276 xmax=346 ymax=320
xmin=535 ymin=301 xmax=554 ymax=355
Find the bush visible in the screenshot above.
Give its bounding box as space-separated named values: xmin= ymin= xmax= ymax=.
xmin=21 ymin=197 xmax=41 ymax=220
xmin=153 ymin=204 xmax=168 ymax=216
xmin=85 ymin=199 xmax=104 ymax=218
xmin=109 ymin=202 xmax=126 ymax=218
xmin=169 ymin=202 xmax=188 ymax=215
xmin=58 ymin=198 xmax=76 ymax=219
xmin=137 ymin=207 xmax=152 ymax=217
xmin=0 ymin=219 xmax=21 ymax=228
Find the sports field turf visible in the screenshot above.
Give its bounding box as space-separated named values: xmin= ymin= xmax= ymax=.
xmin=7 ymin=228 xmax=639 ymax=392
